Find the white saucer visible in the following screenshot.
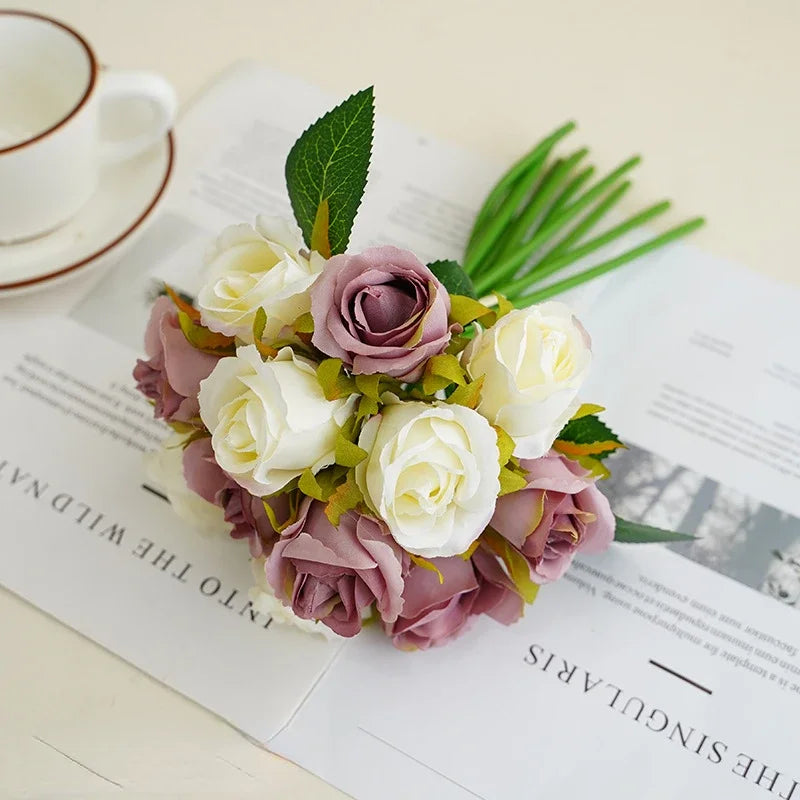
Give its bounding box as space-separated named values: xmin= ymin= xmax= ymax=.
xmin=0 ymin=132 xmax=174 ymax=296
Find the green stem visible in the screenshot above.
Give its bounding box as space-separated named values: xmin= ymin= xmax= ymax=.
xmin=512 ymin=218 xmax=706 ymax=306
xmin=501 ymin=200 xmax=672 ymax=298
xmin=464 ymin=122 xmax=576 ymax=271
xmin=539 ymin=165 xmax=595 ymax=227
xmin=464 ymin=156 xmax=546 ymax=274
xmin=473 ymin=155 xmax=641 ymax=294
xmin=534 ymin=180 xmax=632 ymax=268
xmin=493 ymin=148 xmax=589 ymax=265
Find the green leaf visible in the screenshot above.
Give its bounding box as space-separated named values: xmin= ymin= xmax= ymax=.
xmin=354 ymin=373 xmax=381 ymax=400
xmin=499 ymin=465 xmax=528 ymax=496
xmin=335 ymin=433 xmax=368 ymax=468
xmin=614 ymin=516 xmax=695 ymax=544
xmin=298 ymin=468 xmax=326 ymax=501
xmin=422 ymin=353 xmax=466 ymax=395
xmin=177 ymin=311 xmax=236 ymax=355
xmin=251 ymin=307 xmax=283 ymax=358
xmin=294 ymin=312 xmax=314 ymax=334
xmin=482 ymin=529 xmax=540 ymax=603
xmin=316 ymin=358 xmax=356 ymax=400
xmin=446 ymin=375 xmax=484 ymax=409
xmin=165 ymin=284 xmax=200 ymax=322
xmin=448 ymin=295 xmax=495 ymax=328
xmin=310 ymin=198 xmax=332 ymax=258
xmin=253 ymin=307 xmax=267 ymax=341
xmin=427 ymin=260 xmax=477 ymax=299
xmin=571 ymin=403 xmax=605 ymax=420
xmin=555 ymin=414 xmax=625 ymax=461
xmin=493 ymin=292 xmax=515 ymax=318
xmin=409 ymin=554 xmax=444 ymax=584
xmin=285 ymin=87 xmax=375 ymax=255
xmin=493 ymin=426 xmax=515 ymax=468
xmin=356 ymin=394 xmax=380 ymax=421
xmin=325 ymin=472 xmax=363 ymax=526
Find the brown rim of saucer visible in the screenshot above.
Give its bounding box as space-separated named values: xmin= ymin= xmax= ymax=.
xmin=0 ymin=10 xmax=99 ymax=156
xmin=0 ymin=131 xmax=175 ymax=292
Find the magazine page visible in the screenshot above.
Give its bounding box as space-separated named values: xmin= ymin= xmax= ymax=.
xmin=269 ymin=249 xmax=800 ymax=798
xmin=0 ymin=62 xmax=505 ymax=742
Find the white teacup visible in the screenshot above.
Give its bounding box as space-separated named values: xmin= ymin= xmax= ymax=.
xmin=0 ymin=10 xmax=177 ymax=243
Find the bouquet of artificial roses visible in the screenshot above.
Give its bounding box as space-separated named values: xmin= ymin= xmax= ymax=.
xmin=135 ymin=88 xmax=699 ymax=649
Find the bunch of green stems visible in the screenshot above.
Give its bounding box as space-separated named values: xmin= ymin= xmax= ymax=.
xmin=463 ymin=122 xmax=705 ymax=304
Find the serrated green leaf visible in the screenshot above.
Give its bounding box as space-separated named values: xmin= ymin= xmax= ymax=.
xmin=555 ymin=413 xmax=625 ymax=461
xmin=285 ymin=87 xmax=374 ymax=255
xmin=614 ymin=516 xmax=695 ymax=544
xmin=427 ymin=260 xmax=477 ymax=299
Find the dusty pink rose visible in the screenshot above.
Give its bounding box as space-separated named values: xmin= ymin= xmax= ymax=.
xmin=491 ymin=451 xmax=615 ymax=582
xmin=265 ymin=499 xmax=409 ymax=637
xmin=385 ymin=552 xmax=523 ymax=651
xmin=470 ymin=548 xmax=526 ymax=626
xmin=182 ymin=437 xmax=283 ymax=557
xmin=133 ymin=296 xmax=219 ymax=423
xmin=310 ymin=246 xmax=452 ymax=381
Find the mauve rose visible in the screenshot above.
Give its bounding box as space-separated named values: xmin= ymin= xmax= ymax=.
xmin=182 ymin=437 xmax=283 ymax=557
xmin=310 ymin=246 xmax=452 ymax=381
xmin=265 ymin=498 xmax=408 ymax=637
xmin=491 ymin=451 xmax=615 ymax=582
xmin=386 ymin=552 xmax=524 ymax=650
xmin=470 ymin=548 xmax=526 ymax=626
xmin=133 ymin=296 xmax=219 ymax=423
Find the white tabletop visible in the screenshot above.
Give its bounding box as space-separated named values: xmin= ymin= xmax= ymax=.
xmin=2 ymin=0 xmax=799 ymax=796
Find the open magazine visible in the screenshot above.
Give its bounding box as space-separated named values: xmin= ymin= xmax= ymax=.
xmin=1 ymin=63 xmax=797 ymax=798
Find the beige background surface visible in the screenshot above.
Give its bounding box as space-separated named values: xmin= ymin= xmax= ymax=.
xmin=1 ymin=1 xmax=799 ymax=797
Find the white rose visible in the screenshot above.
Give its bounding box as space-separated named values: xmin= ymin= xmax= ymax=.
xmin=248 ymin=558 xmax=340 ymax=639
xmin=462 ymin=301 xmax=591 ymax=459
xmin=197 ymin=216 xmax=323 ymax=343
xmin=198 ymin=345 xmax=355 ymax=496
xmin=144 ymin=435 xmax=227 ymax=535
xmin=355 ymin=401 xmax=500 ymax=558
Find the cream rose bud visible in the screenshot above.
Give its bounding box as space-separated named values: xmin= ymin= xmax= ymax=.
xmin=355 ymin=402 xmax=500 ymax=558
xmin=198 ymin=345 xmax=355 ymax=496
xmin=462 ymin=301 xmax=592 ymax=459
xmin=197 ymin=216 xmax=324 ymax=343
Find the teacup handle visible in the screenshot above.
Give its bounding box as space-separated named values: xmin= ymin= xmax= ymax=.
xmin=99 ymin=70 xmax=177 ymax=164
